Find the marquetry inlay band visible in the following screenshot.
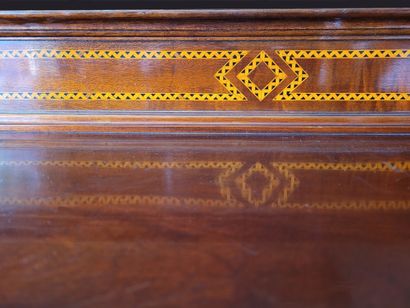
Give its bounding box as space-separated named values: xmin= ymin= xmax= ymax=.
xmin=0 ymin=49 xmax=408 ymax=102
xmin=0 ymin=50 xmax=248 ymax=102
xmin=275 ymin=49 xmax=410 ymax=101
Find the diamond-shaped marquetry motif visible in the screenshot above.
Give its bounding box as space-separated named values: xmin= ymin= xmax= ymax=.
xmin=237 ymin=51 xmax=287 ymax=101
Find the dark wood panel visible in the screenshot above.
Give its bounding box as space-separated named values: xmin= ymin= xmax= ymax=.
xmin=0 ymin=135 xmax=409 ymax=307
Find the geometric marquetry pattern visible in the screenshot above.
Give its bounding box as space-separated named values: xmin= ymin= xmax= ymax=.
xmin=0 ymin=49 xmax=408 ymax=102
xmin=0 ymin=50 xmax=248 ymax=101
xmin=275 ymin=49 xmax=410 ymax=101
xmin=237 ymin=51 xmax=287 ymax=101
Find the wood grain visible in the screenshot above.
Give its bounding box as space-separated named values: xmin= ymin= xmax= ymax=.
xmin=0 ymin=9 xmax=408 ymax=134
xmin=0 ymin=134 xmax=409 ymax=307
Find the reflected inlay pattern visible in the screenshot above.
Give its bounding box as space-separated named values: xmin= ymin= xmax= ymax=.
xmin=1 ymin=160 xmax=408 ymax=210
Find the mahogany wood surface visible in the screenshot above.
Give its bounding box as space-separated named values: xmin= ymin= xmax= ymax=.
xmin=0 ymin=9 xmax=409 ymax=134
xmin=0 ymin=8 xmax=409 ymax=307
xmin=0 ymin=134 xmax=409 ymax=307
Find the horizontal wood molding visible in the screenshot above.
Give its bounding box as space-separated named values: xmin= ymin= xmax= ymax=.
xmin=0 ymin=9 xmax=409 ymax=134
xmin=0 ymin=9 xmax=409 ymax=37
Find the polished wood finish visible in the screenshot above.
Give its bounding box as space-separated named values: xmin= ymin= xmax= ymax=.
xmin=1 ymin=8 xmax=409 ymax=307
xmin=0 ymin=135 xmax=409 ymax=306
xmin=0 ymin=9 xmax=409 ymax=134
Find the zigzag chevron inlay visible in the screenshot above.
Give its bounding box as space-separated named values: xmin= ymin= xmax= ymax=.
xmin=0 ymin=50 xmax=248 ymax=102
xmin=0 ymin=49 xmax=408 ymax=102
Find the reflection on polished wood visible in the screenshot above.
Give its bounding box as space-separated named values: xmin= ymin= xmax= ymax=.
xmin=0 ymin=135 xmax=409 ymax=307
